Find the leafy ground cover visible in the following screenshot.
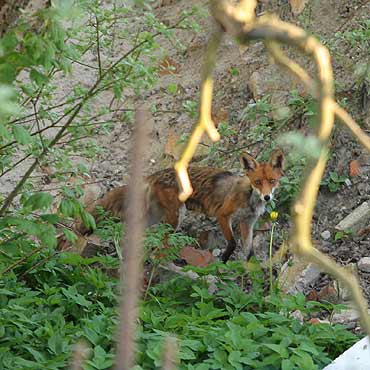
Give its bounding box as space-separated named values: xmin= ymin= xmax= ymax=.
xmin=0 ymin=250 xmax=358 ymax=370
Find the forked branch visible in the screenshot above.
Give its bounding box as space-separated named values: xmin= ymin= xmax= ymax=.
xmin=175 ymin=0 xmax=370 ymax=337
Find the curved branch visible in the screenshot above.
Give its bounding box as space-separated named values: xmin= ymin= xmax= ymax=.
xmin=174 ymin=0 xmax=370 ymax=337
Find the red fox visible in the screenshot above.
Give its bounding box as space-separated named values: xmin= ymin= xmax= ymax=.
xmin=79 ymin=149 xmax=284 ymax=262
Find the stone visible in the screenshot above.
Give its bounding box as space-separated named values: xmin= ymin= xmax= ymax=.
xmin=335 ymin=263 xmax=357 ymax=302
xmin=248 ymin=65 xmax=301 ymax=100
xmin=212 ymin=248 xmax=221 ymax=257
xmin=290 ymin=310 xmax=304 ymax=323
xmin=332 ymin=309 xmax=360 ymax=326
xmin=323 ymin=336 xmax=370 ymax=370
xmin=335 ymin=202 xmax=370 ymax=232
xmin=321 ymin=230 xmax=331 ymax=240
xmin=279 ymin=257 xmax=321 ymax=294
xmin=357 ymin=257 xmax=370 ymax=273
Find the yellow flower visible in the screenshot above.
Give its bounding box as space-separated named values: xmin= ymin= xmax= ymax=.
xmin=270 ymin=211 xmax=278 ymax=221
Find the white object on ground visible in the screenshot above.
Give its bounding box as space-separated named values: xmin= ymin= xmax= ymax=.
xmin=323 ymin=336 xmax=370 ymax=370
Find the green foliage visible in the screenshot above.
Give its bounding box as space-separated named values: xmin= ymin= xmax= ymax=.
xmin=321 ymin=171 xmax=348 ymax=193
xmin=145 ymin=224 xmax=196 ymax=265
xmin=334 ymin=229 xmax=354 ymax=242
xmin=274 ymin=153 xmax=306 ymax=211
xmin=183 ymin=99 xmax=198 ymax=119
xmin=0 ymin=257 xmax=358 ymax=369
xmin=0 ymin=2 xmax=365 ymax=370
xmin=0 ymin=0 xmax=201 ymax=277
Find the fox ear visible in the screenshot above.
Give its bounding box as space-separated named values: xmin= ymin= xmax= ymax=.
xmin=240 ymin=152 xmax=258 ymax=172
xmin=269 ymin=149 xmax=284 ymax=170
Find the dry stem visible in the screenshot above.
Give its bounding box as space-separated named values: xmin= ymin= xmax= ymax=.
xmin=115 ymin=108 xmax=149 ymax=370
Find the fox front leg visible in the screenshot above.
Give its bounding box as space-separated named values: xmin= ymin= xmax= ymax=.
xmin=239 ymin=219 xmax=256 ymax=260
xmin=217 ymin=214 xmax=238 ymax=263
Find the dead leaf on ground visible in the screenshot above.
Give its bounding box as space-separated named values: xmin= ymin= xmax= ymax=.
xmin=212 ymin=108 xmax=229 ymax=126
xmin=349 ymin=159 xmax=361 ymax=177
xmin=289 ymin=0 xmax=308 ymax=16
xmin=180 ymin=246 xmax=215 ymax=267
xmin=357 ymin=227 xmax=370 ymax=237
xmin=158 ymin=57 xmax=180 ymax=76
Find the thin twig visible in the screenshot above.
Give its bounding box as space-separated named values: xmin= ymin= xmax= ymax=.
xmin=175 ymin=27 xmax=223 ymax=201
xmin=115 ymin=108 xmax=149 ymax=370
xmin=95 ymin=15 xmax=103 ymax=78
xmin=0 ymin=153 xmax=32 ymax=178
xmin=70 ymin=341 xmax=90 ymax=370
xmin=161 ymin=336 xmax=179 ymax=370
xmin=1 ymin=246 xmax=45 ymax=274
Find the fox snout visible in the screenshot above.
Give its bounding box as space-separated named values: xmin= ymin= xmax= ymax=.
xmin=253 ymin=186 xmax=276 ymax=202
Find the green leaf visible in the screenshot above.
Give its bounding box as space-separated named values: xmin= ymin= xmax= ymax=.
xmin=62 ymin=228 xmax=78 ymax=242
xmin=12 ymin=125 xmax=32 ymax=145
xmin=30 ymin=68 xmax=48 ymax=87
xmin=48 ymin=333 xmax=64 ymax=354
xmin=38 ymin=224 xmax=57 ymax=247
xmin=62 ymin=286 xmax=91 ymax=307
xmin=80 ymin=210 xmax=96 ymax=230
xmin=40 ymin=213 xmax=60 ymax=223
xmin=23 ymin=192 xmax=53 ymax=211
xmin=0 ymin=31 xmax=18 ymax=52
xmin=263 ymin=343 xmax=289 ymax=359
xmin=0 ymin=122 xmax=11 ymax=139
xmin=59 ymin=199 xmax=78 ymax=217
xmin=282 ymin=359 xmax=295 ymax=370
xmin=167 ymin=83 xmax=178 ymax=95
xmin=0 ymin=63 xmax=17 ymax=84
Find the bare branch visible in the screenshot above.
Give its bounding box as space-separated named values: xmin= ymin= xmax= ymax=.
xmin=161 ymin=336 xmax=179 ymax=370
xmin=115 ymin=108 xmax=149 ymax=370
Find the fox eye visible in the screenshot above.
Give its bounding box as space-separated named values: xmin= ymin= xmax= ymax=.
xmin=269 ymin=179 xmax=276 ymax=185
xmin=255 ymin=180 xmax=262 ymax=185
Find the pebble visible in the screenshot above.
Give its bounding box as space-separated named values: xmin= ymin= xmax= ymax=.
xmin=357 ymin=257 xmax=370 ymax=273
xmin=321 ymin=230 xmax=331 ymax=240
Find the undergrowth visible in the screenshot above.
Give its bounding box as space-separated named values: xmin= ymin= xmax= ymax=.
xmin=0 ymin=253 xmax=358 ymax=370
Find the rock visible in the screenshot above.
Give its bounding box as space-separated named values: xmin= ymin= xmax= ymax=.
xmin=323 ymin=336 xmax=370 ymax=370
xmin=279 ymin=257 xmax=321 ymax=294
xmin=358 ymin=257 xmax=370 ymax=273
xmin=290 ymin=310 xmax=304 ymax=323
xmin=335 ymin=202 xmax=370 ymax=232
xmin=332 ymin=309 xmax=360 ymax=328
xmin=357 ymin=182 xmax=370 ymax=197
xmin=248 ymin=65 xmax=302 ymax=100
xmin=321 ymin=230 xmax=331 ymax=240
xmin=212 ymin=248 xmax=221 ymax=257
xmin=335 ymin=263 xmax=357 ymax=302
xmin=271 ymin=91 xmax=291 ymax=122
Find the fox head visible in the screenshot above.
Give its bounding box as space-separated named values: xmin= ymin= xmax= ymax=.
xmin=240 ymin=149 xmax=284 ymax=202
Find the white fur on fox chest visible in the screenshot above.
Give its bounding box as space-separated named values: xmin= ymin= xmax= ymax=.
xmin=249 ymin=189 xmax=266 ymax=217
